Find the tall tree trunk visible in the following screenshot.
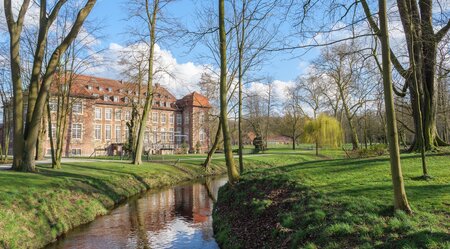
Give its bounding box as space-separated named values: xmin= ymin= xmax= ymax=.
xmin=203 ymin=119 xmax=222 ymax=170
xmin=219 ymin=0 xmax=239 ymax=184
xmin=134 ymin=0 xmax=158 ymax=165
xmin=379 ymin=0 xmax=412 ymax=213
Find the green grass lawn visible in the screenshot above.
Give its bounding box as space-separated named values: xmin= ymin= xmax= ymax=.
xmin=1 ymin=147 xmax=449 ymax=249
xmin=0 ymin=159 xmax=231 ymax=249
xmin=214 ymin=151 xmax=450 ymax=249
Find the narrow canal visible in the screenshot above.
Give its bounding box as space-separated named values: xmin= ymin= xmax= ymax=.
xmin=46 ymin=176 xmax=228 ymax=249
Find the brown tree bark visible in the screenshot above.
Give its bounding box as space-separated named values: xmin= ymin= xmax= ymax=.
xmin=219 ymin=0 xmax=239 ymax=184
xmin=378 ymin=0 xmax=412 ymax=213
xmin=133 ymin=0 xmax=158 ymax=165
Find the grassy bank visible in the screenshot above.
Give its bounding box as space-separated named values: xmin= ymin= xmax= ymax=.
xmin=213 ymin=152 xmax=450 ymax=249
xmin=0 ymin=158 xmax=234 ymax=249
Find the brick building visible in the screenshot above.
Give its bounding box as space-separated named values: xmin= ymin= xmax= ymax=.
xmin=43 ymin=74 xmax=211 ymax=157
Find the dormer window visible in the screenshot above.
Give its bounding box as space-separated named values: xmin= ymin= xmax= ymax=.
xmin=87 ymin=85 xmax=93 ymax=90
xmin=124 ymin=97 xmax=129 ymax=103
xmin=119 ymin=89 xmax=123 ymax=93
xmin=107 ymin=87 xmax=112 ymax=92
xmin=127 ymin=90 xmax=132 ymax=94
xmin=93 ymin=93 xmax=99 ymax=97
xmin=103 ymin=95 xmax=109 ymax=101
xmin=98 ymin=86 xmax=103 ymax=91
xmin=113 ymin=96 xmax=119 ymax=102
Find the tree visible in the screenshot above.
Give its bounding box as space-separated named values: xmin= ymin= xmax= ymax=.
xmin=303 ymin=114 xmax=342 ymax=156
xmin=4 ymin=0 xmax=97 ymax=172
xmin=375 ymin=0 xmax=412 ymax=213
xmin=126 ymin=0 xmax=176 ymax=165
xmin=315 ymin=44 xmax=375 ymax=150
xmin=361 ymin=0 xmax=450 ymax=151
xmin=219 ymin=0 xmax=240 ymax=184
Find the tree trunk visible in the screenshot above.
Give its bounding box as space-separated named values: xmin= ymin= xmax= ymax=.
xmin=219 ymin=0 xmax=239 ymax=184
xmin=203 ymin=119 xmax=222 ymax=170
xmin=292 ymin=137 xmax=296 ymax=150
xmin=134 ymin=0 xmax=158 ymax=165
xmin=379 ymin=0 xmax=412 ymax=213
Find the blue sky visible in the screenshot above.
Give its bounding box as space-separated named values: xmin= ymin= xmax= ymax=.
xmin=88 ymin=0 xmax=313 ymax=83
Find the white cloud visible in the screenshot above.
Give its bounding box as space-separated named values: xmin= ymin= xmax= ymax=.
xmin=85 ymin=42 xmax=209 ymax=98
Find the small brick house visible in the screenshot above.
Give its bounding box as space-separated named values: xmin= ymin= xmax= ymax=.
xmin=42 ymin=74 xmax=211 ymax=157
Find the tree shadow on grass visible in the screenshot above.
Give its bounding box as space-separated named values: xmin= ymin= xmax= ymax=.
xmin=40 ymin=163 xmax=153 ymax=191
xmin=37 ymin=166 xmax=131 ymax=205
xmin=375 ymin=230 xmax=450 ymax=249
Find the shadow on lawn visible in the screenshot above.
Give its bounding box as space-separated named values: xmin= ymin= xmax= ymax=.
xmin=375 ymin=230 xmax=450 ymax=249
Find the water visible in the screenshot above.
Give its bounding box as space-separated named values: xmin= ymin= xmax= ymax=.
xmin=46 ymin=176 xmax=228 ymax=249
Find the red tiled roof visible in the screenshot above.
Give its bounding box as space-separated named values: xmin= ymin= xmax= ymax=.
xmin=51 ymin=74 xmax=179 ymax=110
xmin=177 ymin=91 xmax=211 ymax=108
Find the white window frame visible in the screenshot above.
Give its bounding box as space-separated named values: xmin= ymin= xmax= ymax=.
xmin=105 ymin=124 xmax=111 ymax=140
xmin=185 ymin=114 xmax=190 ymax=124
xmin=71 ymin=123 xmax=82 ymax=139
xmin=152 ymin=112 xmax=158 ymax=123
xmin=115 ymin=125 xmax=121 ymax=143
xmin=169 ymin=128 xmax=174 ymax=142
xmin=176 ymin=113 xmax=182 ymax=125
xmin=94 ymin=124 xmax=101 ymax=140
xmin=169 ymin=113 xmax=174 ymax=124
xmin=105 ymin=108 xmax=112 ymax=120
xmin=115 ymin=109 xmax=122 ymax=120
xmin=95 ymin=108 xmax=102 ymax=120
xmin=161 ymin=113 xmax=166 ymax=124
xmin=72 ymin=101 xmax=83 ymax=114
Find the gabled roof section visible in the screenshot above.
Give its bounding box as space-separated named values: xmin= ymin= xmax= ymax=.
xmin=177 ymin=91 xmax=211 ymax=108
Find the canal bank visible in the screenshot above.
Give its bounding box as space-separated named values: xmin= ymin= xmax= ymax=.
xmin=46 ymin=175 xmax=228 ymax=249
xmin=0 ymin=160 xmax=230 ymax=249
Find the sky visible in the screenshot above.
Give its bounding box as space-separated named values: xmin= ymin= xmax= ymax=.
xmin=82 ymin=0 xmax=310 ymax=98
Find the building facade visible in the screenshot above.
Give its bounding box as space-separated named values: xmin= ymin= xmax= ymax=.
xmin=44 ymin=74 xmax=211 ymax=157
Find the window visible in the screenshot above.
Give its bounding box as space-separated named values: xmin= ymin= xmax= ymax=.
xmin=200 ymin=113 xmax=205 ymax=124
xmin=71 ymin=149 xmax=81 ymax=156
xmin=103 ymin=95 xmax=109 ymax=101
xmin=152 ymin=112 xmax=158 ymax=123
xmin=72 ymin=123 xmax=82 ymax=139
xmin=169 ymin=128 xmax=174 ymax=142
xmin=115 ymin=109 xmax=122 ymax=120
xmin=161 ymin=113 xmax=166 ymax=124
xmin=176 ymin=114 xmax=182 ymax=125
xmin=49 ymin=100 xmax=58 ymax=112
xmin=95 ymin=108 xmax=102 ymax=120
xmin=94 ymin=125 xmax=101 ymax=140
xmin=169 ymin=113 xmax=174 ymax=124
xmin=176 ymin=127 xmax=181 ymax=142
xmin=105 ymin=125 xmax=111 ymax=140
xmin=87 ymin=85 xmax=93 ymax=90
xmin=107 ymin=87 xmax=112 ymax=92
xmin=152 ymin=127 xmax=157 ymax=142
xmin=105 ymin=108 xmax=112 ymax=120
xmin=185 ymin=114 xmax=189 ymax=124
xmin=124 ymin=97 xmax=129 ymax=103
xmin=200 ymin=128 xmax=206 ymax=142
xmin=144 ymin=131 xmax=150 ymax=143
xmin=99 ymin=86 xmax=103 ymax=91
xmin=115 ymin=125 xmax=121 ymax=142
xmin=125 ymin=111 xmax=131 ymax=120
xmin=184 ymin=129 xmax=189 ymax=142
xmin=113 ymin=96 xmax=119 ymax=102
xmin=125 ymin=126 xmax=130 ymax=141
xmin=49 ymin=123 xmax=56 ymax=138
xmin=161 ymin=128 xmax=166 ymax=142
xmin=72 ymin=102 xmax=82 ymax=114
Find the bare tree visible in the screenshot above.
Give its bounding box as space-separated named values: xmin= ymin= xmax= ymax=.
xmin=4 ymin=0 xmax=97 ymax=171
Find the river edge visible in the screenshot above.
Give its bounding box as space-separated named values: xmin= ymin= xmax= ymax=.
xmin=0 ymin=160 xmax=229 ymax=249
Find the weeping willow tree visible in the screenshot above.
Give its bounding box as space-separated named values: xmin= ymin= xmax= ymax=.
xmin=303 ymin=114 xmax=343 ymax=156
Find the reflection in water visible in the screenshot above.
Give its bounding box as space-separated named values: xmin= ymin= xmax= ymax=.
xmin=46 ymin=176 xmax=227 ymax=249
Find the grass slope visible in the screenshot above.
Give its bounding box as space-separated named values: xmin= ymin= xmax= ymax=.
xmin=0 ymin=158 xmax=233 ymax=249
xmin=213 ymin=151 xmax=450 ymax=249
